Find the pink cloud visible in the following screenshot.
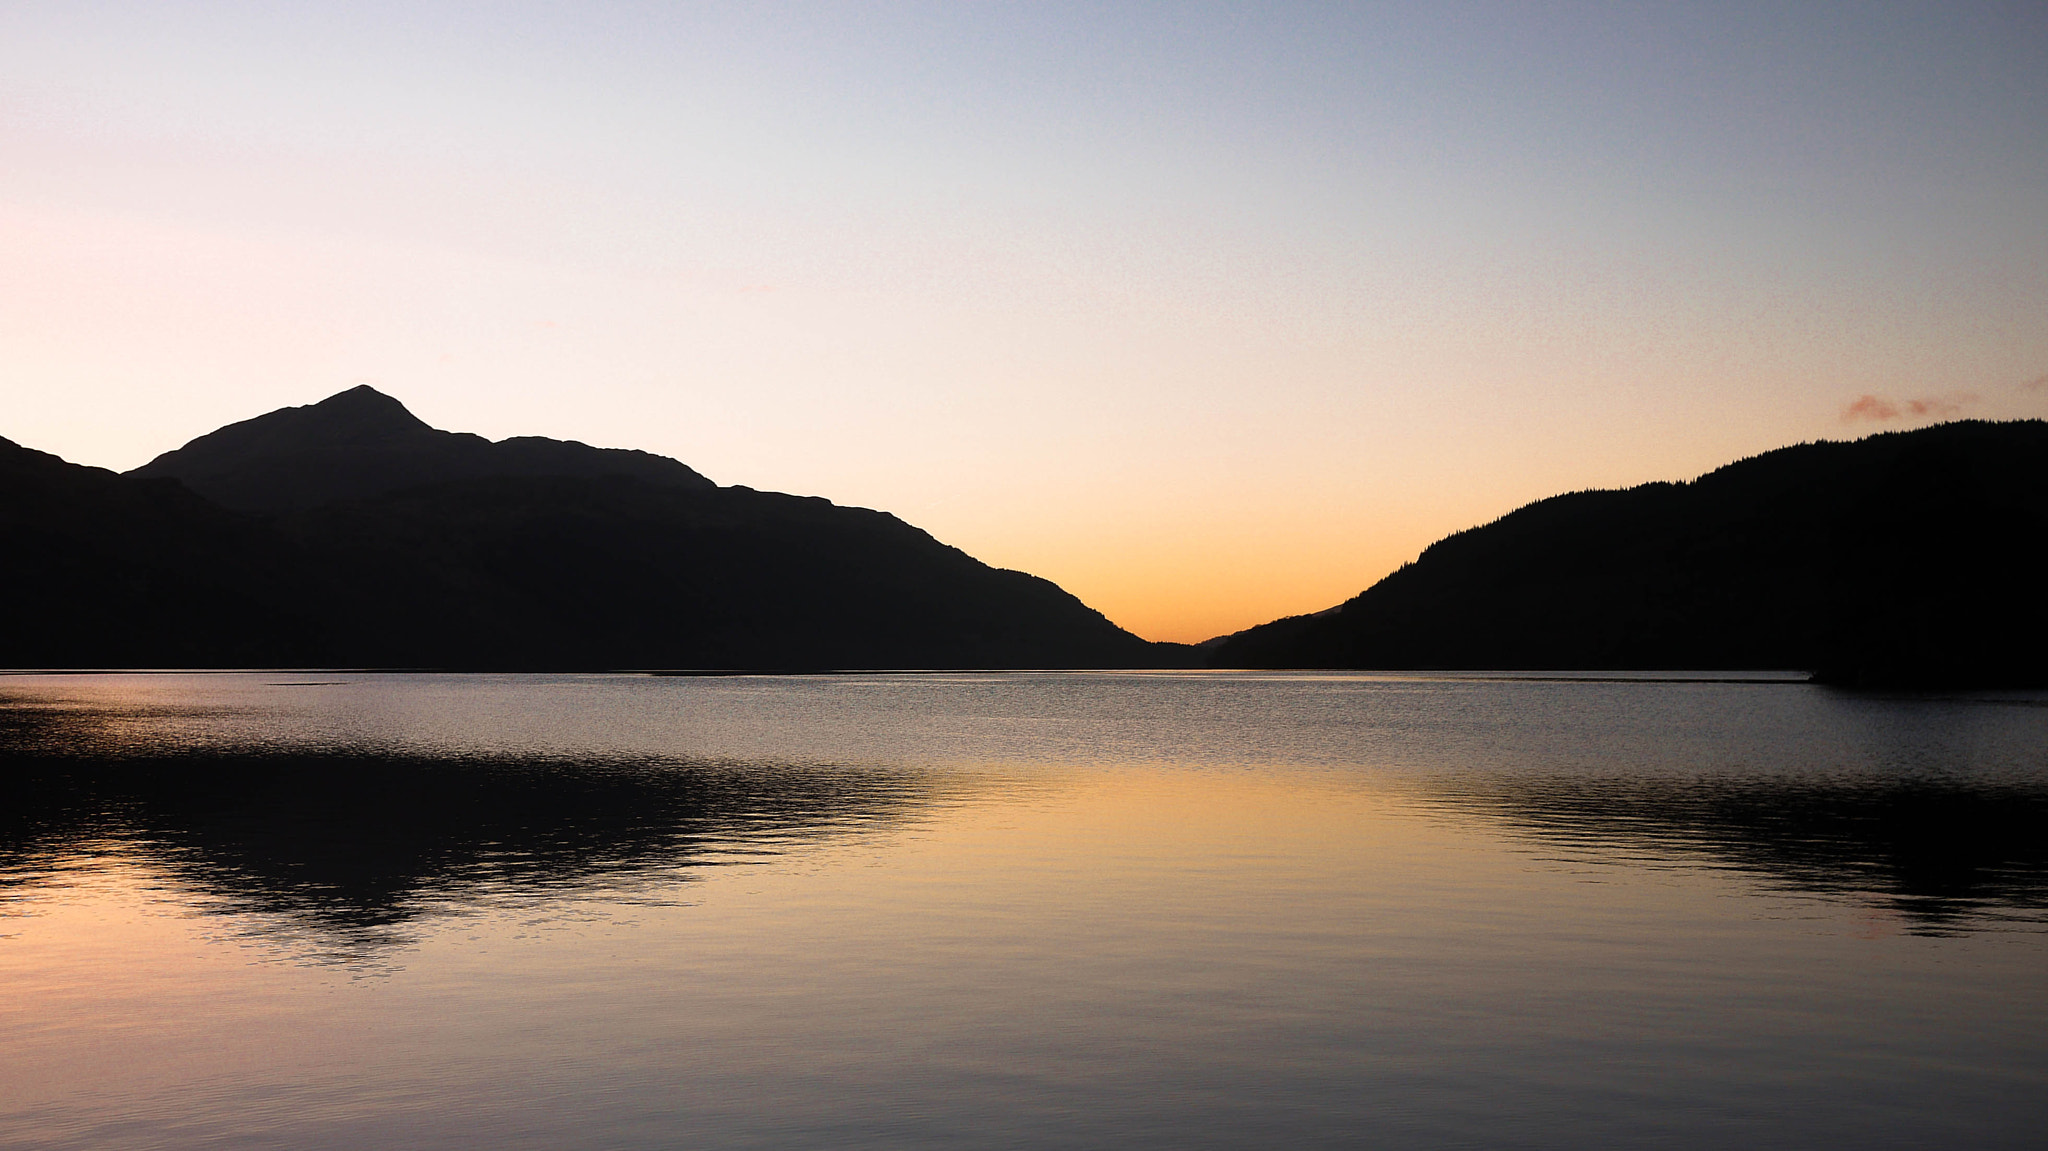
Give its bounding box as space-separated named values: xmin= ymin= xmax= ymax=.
xmin=1904 ymin=393 xmax=1977 ymax=417
xmin=1842 ymin=392 xmax=1978 ymax=423
xmin=2024 ymin=373 xmax=2048 ymax=392
xmin=1842 ymin=395 xmax=1899 ymax=422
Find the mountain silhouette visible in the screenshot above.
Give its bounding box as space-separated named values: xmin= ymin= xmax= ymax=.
xmin=12 ymin=395 xmax=2038 ymax=679
xmin=1 ymin=434 xmax=323 ymax=666
xmin=130 ymin=384 xmax=714 ymax=512
xmin=3 ymin=388 xmax=1169 ymax=670
xmin=1208 ymin=420 xmax=2048 ymax=687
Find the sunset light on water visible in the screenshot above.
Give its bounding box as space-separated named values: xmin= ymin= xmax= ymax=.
xmin=4 ymin=674 xmax=2046 ymax=1147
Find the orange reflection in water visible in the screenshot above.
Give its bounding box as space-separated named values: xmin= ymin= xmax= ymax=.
xmin=3 ymin=762 xmax=2046 ymax=1150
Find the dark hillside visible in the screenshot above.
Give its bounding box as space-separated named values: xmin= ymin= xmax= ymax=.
xmin=1210 ymin=421 xmax=2048 ymax=686
xmin=3 ymin=389 xmax=1164 ymax=670
xmin=279 ymin=476 xmax=1152 ymax=670
xmin=0 ymin=437 xmax=335 ymax=667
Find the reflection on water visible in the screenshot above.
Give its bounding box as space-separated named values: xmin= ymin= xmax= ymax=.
xmin=2 ymin=673 xmax=2046 ymax=1150
xmin=1429 ymin=772 xmax=2048 ymax=934
xmin=1 ymin=701 xmax=929 ymax=963
xmin=4 ymin=675 xmax=2047 ymax=948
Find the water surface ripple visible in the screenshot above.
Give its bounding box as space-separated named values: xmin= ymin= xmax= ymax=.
xmin=1 ymin=672 xmax=2043 ymax=1149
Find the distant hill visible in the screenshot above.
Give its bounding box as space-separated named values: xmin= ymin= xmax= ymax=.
xmin=3 ymin=389 xmax=1167 ymax=671
xmin=1208 ymin=420 xmax=2048 ymax=687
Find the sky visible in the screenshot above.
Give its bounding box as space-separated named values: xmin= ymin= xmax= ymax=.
xmin=4 ymin=1 xmax=2045 ymax=643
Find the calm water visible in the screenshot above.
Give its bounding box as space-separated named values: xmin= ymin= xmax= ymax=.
xmin=2 ymin=672 xmax=2045 ymax=1149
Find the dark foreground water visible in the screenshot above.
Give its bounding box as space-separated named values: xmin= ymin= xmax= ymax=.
xmin=2 ymin=672 xmax=2044 ymax=1149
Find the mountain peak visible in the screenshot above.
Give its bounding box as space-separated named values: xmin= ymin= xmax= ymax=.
xmin=281 ymin=385 xmax=436 ymax=442
xmin=128 ymin=387 xmax=715 ymax=513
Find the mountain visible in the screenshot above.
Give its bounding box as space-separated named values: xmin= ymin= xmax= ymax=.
xmin=2 ymin=434 xmax=325 ymax=667
xmin=129 ymin=384 xmax=714 ymax=513
xmin=1207 ymin=420 xmax=2048 ymax=687
xmin=4 ymin=389 xmax=1168 ymax=671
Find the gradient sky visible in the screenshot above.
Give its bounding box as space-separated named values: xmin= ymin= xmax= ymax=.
xmin=5 ymin=2 xmax=2045 ymax=642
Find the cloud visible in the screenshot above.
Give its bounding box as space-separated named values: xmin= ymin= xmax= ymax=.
xmin=2024 ymin=373 xmax=2048 ymax=392
xmin=1842 ymin=392 xmax=1977 ymax=423
xmin=1842 ymin=395 xmax=1898 ymax=422
xmin=1904 ymin=393 xmax=1976 ymax=417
